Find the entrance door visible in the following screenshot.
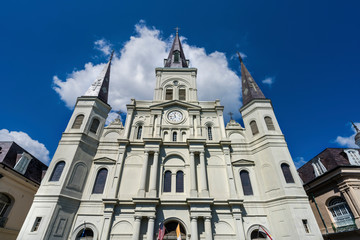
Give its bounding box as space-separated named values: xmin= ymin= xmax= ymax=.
xmin=163 ymin=221 xmax=186 ymax=239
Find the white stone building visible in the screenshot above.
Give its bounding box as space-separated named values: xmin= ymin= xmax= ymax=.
xmin=18 ymin=32 xmax=322 ymax=240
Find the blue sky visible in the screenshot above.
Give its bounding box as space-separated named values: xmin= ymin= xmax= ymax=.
xmin=0 ymin=0 xmax=359 ymax=166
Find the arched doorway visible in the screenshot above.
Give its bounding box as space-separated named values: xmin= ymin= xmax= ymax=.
xmin=247 ymin=224 xmax=272 ymax=240
xmin=163 ymin=220 xmax=186 ymax=239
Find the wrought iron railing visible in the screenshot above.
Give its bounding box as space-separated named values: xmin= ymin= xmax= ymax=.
xmin=331 ymin=219 xmax=357 ymax=233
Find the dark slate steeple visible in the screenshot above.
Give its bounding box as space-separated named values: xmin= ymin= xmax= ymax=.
xmin=238 ymin=52 xmax=266 ymax=106
xmin=84 ymin=51 xmax=114 ymax=103
xmin=164 ymin=28 xmax=189 ymax=68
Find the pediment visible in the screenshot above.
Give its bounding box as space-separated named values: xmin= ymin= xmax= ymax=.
xmin=232 ymin=159 xmax=255 ymax=166
xmin=93 ymin=156 xmax=116 ymax=164
xmin=150 ymin=100 xmax=201 ymax=110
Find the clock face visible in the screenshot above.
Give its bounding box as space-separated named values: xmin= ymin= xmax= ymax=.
xmin=168 ymin=111 xmax=183 ymax=123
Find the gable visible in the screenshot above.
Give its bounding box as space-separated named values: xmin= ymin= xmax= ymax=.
xmin=150 ymin=100 xmax=201 ymax=110
xmin=232 ymin=159 xmax=255 ymax=166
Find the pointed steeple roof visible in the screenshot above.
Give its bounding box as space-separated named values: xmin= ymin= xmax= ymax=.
xmin=164 ymin=28 xmax=188 ymax=68
xmin=238 ymin=52 xmax=266 ymax=106
xmin=84 ymin=51 xmax=113 ymax=103
xmin=352 ymin=122 xmax=360 ymax=147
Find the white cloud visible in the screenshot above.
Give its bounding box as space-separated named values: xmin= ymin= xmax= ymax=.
xmin=0 ymin=129 xmax=50 ymax=165
xmin=294 ymin=156 xmax=307 ymax=169
xmin=94 ymin=39 xmax=112 ymax=56
xmin=334 ymin=122 xmax=359 ymax=148
xmin=262 ymin=77 xmax=275 ymax=86
xmin=53 ymin=22 xmax=242 ymax=122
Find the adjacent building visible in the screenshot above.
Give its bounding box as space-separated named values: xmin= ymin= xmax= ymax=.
xmin=297 ymin=124 xmax=360 ymax=240
xmin=0 ymin=141 xmax=48 ymax=240
xmin=18 ymin=32 xmax=322 ymax=240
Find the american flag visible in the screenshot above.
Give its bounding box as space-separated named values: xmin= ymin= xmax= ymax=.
xmin=157 ymin=222 xmax=165 ymax=240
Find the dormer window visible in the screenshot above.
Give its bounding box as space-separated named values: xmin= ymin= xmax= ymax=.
xmin=14 ymin=152 xmax=32 ymax=174
xmin=344 ymin=149 xmax=360 ymax=165
xmin=312 ymin=158 xmax=327 ymax=177
xmin=174 ymin=50 xmax=180 ymax=63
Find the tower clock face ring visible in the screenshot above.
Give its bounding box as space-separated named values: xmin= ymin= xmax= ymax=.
xmin=168 ymin=110 xmax=183 ymax=123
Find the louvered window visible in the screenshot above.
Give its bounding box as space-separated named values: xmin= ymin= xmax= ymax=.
xmin=72 ymin=114 xmax=84 ymax=129
xmin=174 ymin=51 xmax=180 ymax=62
xmin=164 ymin=171 xmax=171 ymax=192
xmin=240 ymin=170 xmax=253 ymax=195
xmin=49 ymin=161 xmax=65 ymax=182
xmin=176 ymin=171 xmax=184 ymax=192
xmin=281 ymin=163 xmax=295 ymax=183
xmin=264 ymin=117 xmax=275 ymax=130
xmin=90 ymin=119 xmax=100 ymax=134
xmin=250 ymin=120 xmax=259 ymax=135
xmin=173 ymin=132 xmax=177 ymax=142
xmin=166 ymin=89 xmax=173 ymax=100
xmin=179 ymin=89 xmax=186 ymax=100
xmin=92 ymin=168 xmax=108 ymax=194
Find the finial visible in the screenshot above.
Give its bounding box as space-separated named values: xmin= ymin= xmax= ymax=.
xmin=237 ymin=52 xmax=243 ymax=63
xmin=352 ymin=122 xmax=360 ymax=132
xmin=174 ymin=26 xmax=180 ymax=35
xmin=228 ymin=112 xmax=234 ymax=120
xmin=116 ymin=110 xmax=122 ymax=120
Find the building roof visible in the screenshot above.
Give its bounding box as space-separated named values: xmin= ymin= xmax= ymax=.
xmin=164 ymin=30 xmax=189 ymax=68
xmin=238 ymin=53 xmax=266 ymax=106
xmin=0 ymin=141 xmax=48 ymax=185
xmin=297 ymin=148 xmax=360 ymax=184
xmin=83 ymin=51 xmax=113 ymax=103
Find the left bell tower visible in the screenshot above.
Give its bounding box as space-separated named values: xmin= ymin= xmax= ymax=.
xmin=18 ymin=53 xmax=113 ymax=240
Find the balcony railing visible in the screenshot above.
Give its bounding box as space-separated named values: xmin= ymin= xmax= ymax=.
xmin=331 ymin=220 xmax=357 ymax=233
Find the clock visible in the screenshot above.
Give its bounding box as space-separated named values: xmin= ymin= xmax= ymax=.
xmin=168 ymin=110 xmax=183 ymax=123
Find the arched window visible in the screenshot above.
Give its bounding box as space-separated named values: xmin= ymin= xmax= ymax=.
xmin=250 ymin=120 xmax=259 ymax=135
xmin=89 ymin=118 xmax=100 ymax=134
xmin=328 ymin=197 xmax=355 ymax=228
xmin=240 ymin=170 xmax=253 ymax=195
xmin=137 ymin=126 xmax=142 ymax=139
xmin=207 ymin=126 xmax=213 ymax=140
xmin=173 ymin=132 xmax=177 ymax=142
xmin=179 ymin=89 xmax=186 ymax=100
xmin=176 ymin=171 xmax=184 ymax=192
xmin=164 ymin=171 xmax=171 ymax=192
xmin=49 ymin=161 xmax=65 ymax=182
xmin=76 ymin=228 xmax=94 ymax=240
xmin=281 ymin=163 xmax=295 ymax=183
xmin=0 ymin=193 xmax=11 ymax=218
xmin=72 ymin=114 xmax=84 ymax=129
xmin=166 ymin=89 xmax=173 ymax=100
xmin=92 ymin=168 xmax=108 ymax=194
xmin=250 ymin=229 xmax=267 ymax=239
xmin=264 ymin=116 xmax=275 ymax=130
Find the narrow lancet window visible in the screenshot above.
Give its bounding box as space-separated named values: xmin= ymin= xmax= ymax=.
xmin=250 ymin=120 xmax=259 ymax=135
xmin=137 ymin=126 xmax=142 ymax=139
xmin=173 ymin=132 xmax=177 ymax=142
xmin=166 ymin=89 xmax=173 ymax=100
xmin=176 ymin=171 xmax=184 ymax=192
xmin=49 ymin=161 xmax=65 ymax=182
xmin=240 ymin=170 xmax=253 ymax=195
xmin=281 ymin=163 xmax=295 ymax=183
xmin=92 ymin=168 xmax=108 ymax=194
xmin=164 ymin=171 xmax=171 ymax=192
xmin=208 ymin=126 xmax=213 ymax=140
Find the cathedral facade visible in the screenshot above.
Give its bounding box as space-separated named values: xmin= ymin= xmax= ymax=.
xmin=18 ymin=32 xmax=322 ymax=240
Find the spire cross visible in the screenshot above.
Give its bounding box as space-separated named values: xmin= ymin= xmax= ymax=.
xmin=116 ymin=110 xmax=123 ymax=119
xmin=237 ymin=51 xmax=243 ymax=63
xmin=228 ymin=112 xmax=234 ymax=120
xmin=174 ymin=27 xmax=180 ymax=34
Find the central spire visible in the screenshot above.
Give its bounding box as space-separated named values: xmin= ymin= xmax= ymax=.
xmin=164 ymin=29 xmax=189 ymax=68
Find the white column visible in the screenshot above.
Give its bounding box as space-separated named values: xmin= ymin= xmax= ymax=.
xmin=223 ymin=147 xmax=237 ymax=198
xmin=191 ymin=217 xmax=198 ymax=240
xmin=196 ymin=114 xmax=201 ymax=136
xmin=138 ymin=151 xmax=149 ymax=197
xmin=147 ymin=217 xmax=155 ymax=240
xmin=156 ymin=114 xmax=162 ymax=137
xmin=204 ymin=217 xmax=213 ymax=240
xmin=132 ymin=216 xmax=142 ymax=240
xmin=199 ymin=152 xmax=209 ymax=197
xmin=190 ymin=151 xmax=197 ymax=197
xmin=233 ymin=213 xmax=246 ymax=240
xmin=149 ymin=152 xmax=159 ymax=197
